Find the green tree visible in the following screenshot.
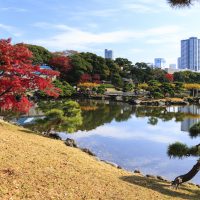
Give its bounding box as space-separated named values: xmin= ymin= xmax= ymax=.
xmin=131 ymin=63 xmax=153 ymax=83
xmin=111 ymin=73 xmax=123 ymax=88
xmin=26 ymin=44 xmax=52 ymax=65
xmin=147 ymin=80 xmax=163 ymax=98
xmin=174 ymin=82 xmax=184 ymax=95
xmin=168 ymin=0 xmax=194 ymax=7
xmin=53 ymin=80 xmax=75 ymax=97
xmin=69 ymin=54 xmax=92 ymax=83
xmin=96 ymin=85 xmax=106 ymax=95
xmin=115 ymin=58 xmax=133 ymax=78
xmin=168 ymin=121 xmax=200 ymax=188
xmin=161 ymin=83 xmax=175 ymax=97
xmin=80 ymin=52 xmax=110 ymax=80
xmin=123 ymin=82 xmax=134 ymax=92
xmin=106 ymin=59 xmax=120 ymax=80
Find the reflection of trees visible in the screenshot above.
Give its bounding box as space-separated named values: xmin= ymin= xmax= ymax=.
xmin=168 ymin=123 xmax=200 ymax=188
xmin=134 ymin=106 xmax=186 ymax=123
xmin=26 ymin=100 xmax=82 ymax=134
xmin=78 ymin=100 xmax=133 ymax=131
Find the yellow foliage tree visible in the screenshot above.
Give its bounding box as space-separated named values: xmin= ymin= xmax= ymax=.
xmin=78 ymin=82 xmax=99 ymax=88
xmin=184 ymin=84 xmax=200 ymax=97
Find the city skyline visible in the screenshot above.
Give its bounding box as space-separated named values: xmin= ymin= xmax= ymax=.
xmin=179 ymin=37 xmax=200 ymax=71
xmin=1 ymin=0 xmax=200 ymax=64
xmin=154 ymin=58 xmax=166 ymax=69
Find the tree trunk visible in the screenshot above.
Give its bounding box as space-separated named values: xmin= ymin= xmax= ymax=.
xmin=172 ymin=160 xmax=200 ymax=189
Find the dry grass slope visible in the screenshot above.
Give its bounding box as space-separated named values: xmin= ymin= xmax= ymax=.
xmin=0 ymin=120 xmax=200 ymax=200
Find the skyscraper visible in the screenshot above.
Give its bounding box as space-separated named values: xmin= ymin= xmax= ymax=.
xmin=177 ymin=57 xmax=181 ymax=69
xmin=154 ymin=58 xmax=166 ymax=68
xmin=105 ymin=49 xmax=113 ymax=59
xmin=180 ymin=37 xmax=200 ymax=71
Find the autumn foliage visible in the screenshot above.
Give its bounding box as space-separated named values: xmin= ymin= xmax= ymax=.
xmin=0 ymin=39 xmax=60 ymax=113
xmin=79 ymin=73 xmax=92 ymax=83
xmin=49 ymin=56 xmax=72 ymax=73
xmin=79 ymin=73 xmax=101 ymax=83
xmin=92 ymin=74 xmax=101 ymax=83
xmin=78 ymin=82 xmax=99 ymax=88
xmin=165 ymin=73 xmax=174 ymax=82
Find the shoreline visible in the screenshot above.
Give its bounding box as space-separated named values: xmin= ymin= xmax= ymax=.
xmin=6 ymin=119 xmax=200 ymax=187
xmin=73 ymin=95 xmax=200 ymax=106
xmin=1 ymin=120 xmax=200 ymax=199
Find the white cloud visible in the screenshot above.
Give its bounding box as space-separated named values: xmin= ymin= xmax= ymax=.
xmin=60 ymin=121 xmax=183 ymax=144
xmin=122 ymin=3 xmax=159 ymax=13
xmin=28 ymin=23 xmax=181 ymax=51
xmin=0 ymin=24 xmax=23 ymax=37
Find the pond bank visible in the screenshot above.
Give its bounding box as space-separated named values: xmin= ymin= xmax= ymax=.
xmin=81 ymin=94 xmax=200 ymax=106
xmin=0 ymin=120 xmax=200 ymax=199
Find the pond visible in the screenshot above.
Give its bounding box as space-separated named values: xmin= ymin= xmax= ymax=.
xmin=14 ymin=100 xmax=200 ymax=184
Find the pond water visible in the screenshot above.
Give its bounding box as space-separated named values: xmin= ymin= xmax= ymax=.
xmin=15 ymin=100 xmax=200 ymax=184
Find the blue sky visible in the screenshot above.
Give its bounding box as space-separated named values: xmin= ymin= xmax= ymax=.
xmin=1 ymin=0 xmax=200 ymax=65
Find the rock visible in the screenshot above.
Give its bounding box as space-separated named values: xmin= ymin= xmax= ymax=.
xmin=196 ymin=184 xmax=200 ymax=188
xmin=146 ymin=174 xmax=156 ymax=179
xmin=157 ymin=176 xmax=165 ymax=181
xmin=81 ymin=148 xmax=96 ymax=156
xmin=130 ymin=99 xmax=141 ymax=105
xmin=158 ymin=101 xmax=165 ymax=106
xmin=134 ymin=170 xmax=141 ymax=174
xmin=48 ymin=133 xmax=61 ymax=140
xmin=94 ymin=157 xmax=100 ymax=161
xmin=116 ymin=96 xmax=123 ymax=101
xmin=64 ymin=138 xmax=78 ymax=148
xmin=101 ymin=160 xmax=121 ymax=169
xmin=188 ymin=182 xmax=196 ymax=186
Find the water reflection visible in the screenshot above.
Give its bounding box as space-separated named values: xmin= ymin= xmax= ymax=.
xmin=178 ymin=105 xmax=200 ymax=132
xmin=10 ymin=100 xmax=200 ymax=183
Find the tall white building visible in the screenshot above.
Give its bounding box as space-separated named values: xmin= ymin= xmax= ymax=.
xmin=154 ymin=58 xmax=166 ymax=69
xmin=105 ymin=49 xmax=113 ymax=60
xmin=180 ymin=37 xmax=200 ymax=71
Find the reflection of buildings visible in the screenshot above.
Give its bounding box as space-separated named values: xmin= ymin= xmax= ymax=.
xmin=178 ymin=105 xmax=200 ymax=132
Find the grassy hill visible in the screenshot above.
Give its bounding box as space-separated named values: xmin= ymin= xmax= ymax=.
xmin=0 ymin=120 xmax=200 ymax=200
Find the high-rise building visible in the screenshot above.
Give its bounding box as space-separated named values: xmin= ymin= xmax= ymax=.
xmin=177 ymin=57 xmax=181 ymax=69
xmin=180 ymin=37 xmax=200 ymax=71
xmin=154 ymin=58 xmax=166 ymax=68
xmin=105 ymin=49 xmax=113 ymax=59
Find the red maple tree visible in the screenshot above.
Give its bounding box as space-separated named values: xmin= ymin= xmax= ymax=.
xmin=165 ymin=73 xmax=174 ymax=82
xmin=0 ymin=39 xmax=60 ymax=113
xmin=49 ymin=56 xmax=72 ymax=73
xmin=92 ymin=74 xmax=101 ymax=84
xmin=79 ymin=73 xmax=92 ymax=83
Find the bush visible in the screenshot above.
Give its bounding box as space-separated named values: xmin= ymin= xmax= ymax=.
xmin=97 ymin=85 xmax=106 ymax=95
xmin=153 ymin=92 xmax=164 ymax=99
xmin=102 ymin=84 xmax=114 ymax=88
xmin=53 ymin=80 xmax=75 ymax=97
xmin=123 ymin=83 xmax=134 ymax=92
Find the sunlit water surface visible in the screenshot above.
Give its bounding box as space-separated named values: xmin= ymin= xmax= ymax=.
xmin=16 ymin=100 xmax=200 ymax=184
